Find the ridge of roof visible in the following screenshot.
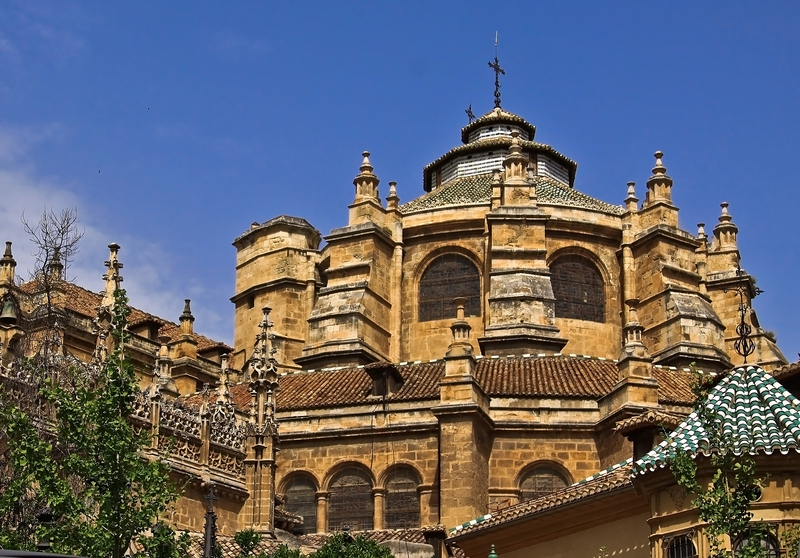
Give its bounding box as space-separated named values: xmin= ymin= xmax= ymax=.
xmin=401 ymin=173 xmax=624 ymax=216
xmin=633 ymin=365 xmax=800 ymax=476
xmin=449 ymin=458 xmax=634 ymax=537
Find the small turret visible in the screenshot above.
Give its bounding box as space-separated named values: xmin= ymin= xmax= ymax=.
xmin=0 ymin=242 xmax=16 ymax=285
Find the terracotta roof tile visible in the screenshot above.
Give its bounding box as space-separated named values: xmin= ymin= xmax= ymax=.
xmin=449 ymin=460 xmax=633 ymax=538
xmin=651 ymin=367 xmax=695 ymax=404
xmin=771 ymin=360 xmax=800 ymax=382
xmin=223 ymin=356 xmax=693 ymax=413
xmin=615 ymin=410 xmax=685 ymax=436
xmin=20 ymin=281 xmax=230 ymax=353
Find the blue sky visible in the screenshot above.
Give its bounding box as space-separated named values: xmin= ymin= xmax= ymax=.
xmin=1 ymin=1 xmax=798 ymax=361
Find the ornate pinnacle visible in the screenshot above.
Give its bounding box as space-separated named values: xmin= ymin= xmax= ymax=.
xmin=488 ymin=56 xmax=505 ymax=109
xmin=101 ymin=243 xmax=123 ymax=309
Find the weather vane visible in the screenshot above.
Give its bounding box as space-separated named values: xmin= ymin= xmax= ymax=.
xmin=488 ymin=31 xmax=505 ymax=109
xmin=465 ymin=104 xmax=475 ymax=124
xmin=725 ymin=263 xmax=764 ymax=362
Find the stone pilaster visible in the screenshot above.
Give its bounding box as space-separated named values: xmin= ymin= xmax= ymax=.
xmin=433 ymin=299 xmax=493 ymax=528
xmin=479 ymin=138 xmax=566 ymax=355
xmin=243 ymin=307 xmax=280 ymax=536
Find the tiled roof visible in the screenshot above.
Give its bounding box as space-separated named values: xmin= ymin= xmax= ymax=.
xmin=615 ymin=409 xmax=685 ymax=436
xmin=633 ymin=365 xmax=800 ymax=476
xmin=449 ymin=459 xmax=633 ymax=537
xmin=400 ymin=173 xmax=624 ymax=216
xmin=222 ymin=355 xmax=694 ymax=412
xmin=651 ymin=366 xmax=696 ymax=405
xmin=771 ymin=360 xmax=800 ymax=382
xmin=460 ymin=107 xmax=537 ymax=144
xmin=21 ymin=281 xmax=230 ymax=353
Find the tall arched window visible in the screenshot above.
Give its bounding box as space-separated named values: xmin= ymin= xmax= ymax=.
xmin=283 ymin=475 xmax=317 ymax=535
xmin=666 ymin=535 xmax=697 ymax=558
xmin=734 ymin=532 xmax=778 ymax=558
xmin=328 ymin=467 xmax=373 ymax=532
xmin=550 ymin=255 xmax=605 ymax=322
xmin=384 ymin=468 xmax=421 ymax=529
xmin=419 ymin=254 xmax=481 ymax=322
xmin=520 ymin=466 xmax=569 ymax=502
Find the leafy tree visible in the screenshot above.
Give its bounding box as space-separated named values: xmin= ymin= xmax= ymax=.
xmin=668 ymin=368 xmax=768 ymax=558
xmin=0 ymin=289 xmax=179 ymax=558
xmin=235 ymin=527 xmax=263 ymax=558
xmin=309 ymin=533 xmax=394 ymax=558
xmin=134 ymin=522 xmax=191 ymax=558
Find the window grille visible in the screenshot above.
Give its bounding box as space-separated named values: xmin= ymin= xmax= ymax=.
xmin=667 ymin=535 xmax=697 ymax=558
xmin=328 ymin=467 xmax=373 ymax=532
xmin=551 ymin=255 xmax=605 ymax=323
xmin=385 ymin=468 xmax=420 ymax=529
xmin=520 ymin=467 xmax=569 ymax=502
xmin=419 ymin=254 xmax=481 ymax=322
xmin=284 ymin=476 xmax=317 ymax=535
xmin=734 ymin=532 xmax=779 ymax=558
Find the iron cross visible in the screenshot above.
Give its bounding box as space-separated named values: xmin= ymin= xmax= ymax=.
xmin=488 ymin=56 xmax=505 ymax=108
xmin=465 ymin=104 xmax=475 ymax=124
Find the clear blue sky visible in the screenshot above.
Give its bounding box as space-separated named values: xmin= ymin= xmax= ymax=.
xmin=1 ymin=1 xmax=798 ymax=362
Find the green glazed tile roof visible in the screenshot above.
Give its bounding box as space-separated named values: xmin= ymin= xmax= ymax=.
xmin=400 ymin=173 xmax=624 ymax=215
xmin=633 ymin=365 xmax=800 ymax=476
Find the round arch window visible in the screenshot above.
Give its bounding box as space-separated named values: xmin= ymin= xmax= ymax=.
xmin=550 ymin=255 xmax=605 ymax=323
xmin=283 ymin=475 xmax=317 ymax=535
xmin=520 ymin=466 xmax=569 ymax=502
xmin=328 ymin=467 xmax=373 ymax=532
xmin=418 ymin=254 xmax=481 ymax=322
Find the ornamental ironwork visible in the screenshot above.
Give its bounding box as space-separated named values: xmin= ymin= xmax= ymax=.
xmin=419 ymin=254 xmax=481 ymax=322
xmin=551 ymin=255 xmax=605 ymax=323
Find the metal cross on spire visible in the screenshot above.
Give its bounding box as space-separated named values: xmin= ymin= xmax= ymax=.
xmin=725 ymin=263 xmax=764 ymax=363
xmin=465 ymin=104 xmax=475 ymax=124
xmin=488 ymin=32 xmax=505 ymax=109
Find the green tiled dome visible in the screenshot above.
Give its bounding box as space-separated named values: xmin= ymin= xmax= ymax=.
xmin=633 ymin=365 xmax=800 ymax=476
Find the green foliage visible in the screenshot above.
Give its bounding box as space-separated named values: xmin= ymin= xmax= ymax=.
xmin=668 ymin=366 xmax=768 ymax=558
xmin=779 ymin=524 xmax=800 ymax=558
xmin=310 ymin=533 xmax=394 ymax=558
xmin=0 ymin=290 xmax=180 ymax=558
xmin=268 ymin=544 xmax=305 ymax=558
xmin=235 ymin=528 xmax=263 ymax=557
xmin=134 ymin=522 xmax=191 ymax=558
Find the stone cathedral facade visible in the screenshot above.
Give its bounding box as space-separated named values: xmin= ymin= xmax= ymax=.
xmin=0 ymin=104 xmax=791 ymax=550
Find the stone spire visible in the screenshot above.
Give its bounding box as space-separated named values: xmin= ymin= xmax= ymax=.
xmin=386 ymin=181 xmax=400 ymax=211
xmin=712 ymin=202 xmax=738 ymax=251
xmin=154 ymin=334 xmax=178 ymax=397
xmin=216 ymin=353 xmax=231 ymax=405
xmin=353 ymin=151 xmax=380 ymax=203
xmin=244 ymin=306 xmax=280 ymax=535
xmin=619 ymin=301 xmax=649 ymax=364
xmin=100 ymin=243 xmax=123 ymax=309
xmin=446 ymin=297 xmax=474 ymax=359
xmin=180 ymin=299 xmax=195 ymax=336
xmin=643 ymin=151 xmax=674 ymax=207
xmin=501 ymin=131 xmax=536 ymax=206
xmin=625 ymin=181 xmax=638 ymax=212
xmin=48 ymin=248 xmax=64 ymax=281
xmin=0 ymin=242 xmax=16 ymax=285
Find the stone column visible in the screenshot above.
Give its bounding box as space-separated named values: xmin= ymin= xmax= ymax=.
xmin=315 ymin=492 xmax=328 ymax=533
xmin=373 ymin=488 xmax=386 ymax=530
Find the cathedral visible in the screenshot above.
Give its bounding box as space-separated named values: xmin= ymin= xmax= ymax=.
xmin=0 ymin=92 xmax=794 ymax=557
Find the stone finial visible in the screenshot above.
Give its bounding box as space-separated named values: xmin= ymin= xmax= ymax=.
xmin=697 ymin=223 xmax=706 ymax=239
xmin=386 ymin=181 xmax=400 ymax=210
xmin=644 ymin=150 xmax=674 ymax=207
xmin=180 ymin=299 xmax=195 ymax=335
xmin=713 ymin=202 xmax=738 ymax=251
xmin=625 ymin=181 xmax=638 ymax=211
xmin=217 ymin=353 xmax=231 ymax=404
xmin=352 ymin=150 xmax=380 ymax=203
xmin=101 ymin=243 xmax=123 ymax=309
xmin=49 ymin=248 xmax=64 ymax=281
xmin=446 ymin=297 xmax=474 ymax=358
xmin=491 ymin=169 xmax=503 ymax=185
xmin=0 ymin=241 xmax=16 ymax=284
xmin=652 ymin=150 xmax=666 ymax=175
xmin=619 ymin=299 xmax=649 ymax=362
xmin=488 ymin=545 xmax=499 ymax=558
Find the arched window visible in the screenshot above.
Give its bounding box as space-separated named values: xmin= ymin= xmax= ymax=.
xmin=283 ymin=475 xmax=317 ymax=535
xmin=384 ymin=468 xmax=421 ymax=529
xmin=734 ymin=532 xmax=778 ymax=558
xmin=550 ymin=255 xmax=605 ymax=323
xmin=328 ymin=467 xmax=373 ymax=532
xmin=666 ymin=535 xmax=697 ymax=558
xmin=419 ymin=254 xmax=481 ymax=322
xmin=520 ymin=466 xmax=569 ymax=502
